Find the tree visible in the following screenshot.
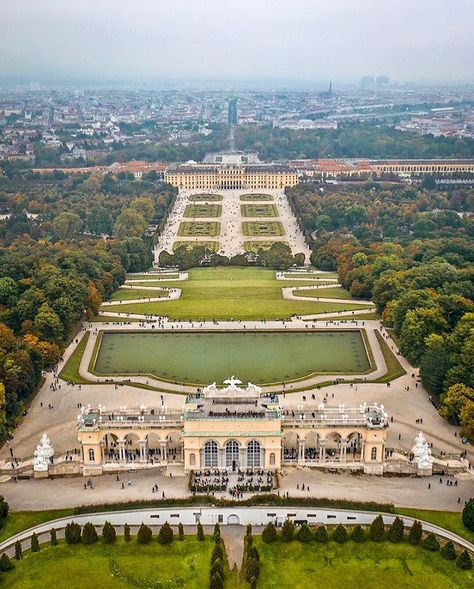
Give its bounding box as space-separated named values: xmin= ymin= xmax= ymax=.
xmin=0 ymin=553 xmax=13 ymax=571
xmin=211 ymin=558 xmax=224 ymax=579
xmin=82 ymin=522 xmax=98 ymax=544
xmin=462 ymin=498 xmax=474 ymax=532
xmin=440 ymin=540 xmax=457 ymax=560
xmin=137 ymin=523 xmax=152 ymax=544
xmin=124 ymin=523 xmax=131 ymax=542
xmin=400 ymin=307 xmax=448 ymax=365
xmin=14 ymin=541 xmax=22 ymax=560
xmin=281 ymin=519 xmax=295 ymax=542
xmin=369 ymin=515 xmax=385 ymax=542
xmin=351 ymin=525 xmax=366 ymax=543
xmin=422 ymin=533 xmax=439 ymax=551
xmin=30 ymin=532 xmax=40 ymax=552
xmin=158 ymin=522 xmax=174 ymax=545
xmin=53 ymin=212 xmax=83 ymax=240
xmin=102 ymin=521 xmax=117 ymax=544
xmin=386 ymin=517 xmax=404 ymax=543
xmin=33 ymin=303 xmax=64 ymax=342
xmin=0 ymin=495 xmax=9 ymax=530
xmin=197 ymin=522 xmax=205 ymax=541
xmin=209 ymin=572 xmax=224 ymax=589
xmin=213 ymin=523 xmax=221 ymax=542
xmin=0 ymin=277 xmax=18 ymax=307
xmin=314 ymin=526 xmax=329 ymax=543
xmin=50 ymin=528 xmax=58 ymax=546
xmin=297 ymin=523 xmax=312 ymax=543
xmin=65 ymin=522 xmax=81 ymax=544
xmin=456 ymin=550 xmax=472 ymax=570
xmin=332 ymin=524 xmax=348 ymax=543
xmin=113 ymin=209 xmax=147 ymax=239
xmin=262 ymin=522 xmax=278 ymax=543
xmin=245 ymin=555 xmax=260 ymax=583
xmin=440 ymin=384 xmax=474 ymax=425
xmin=420 ymin=334 xmax=450 ymax=396
xmin=211 ymin=541 xmax=224 ymax=563
xmin=408 ymin=520 xmax=423 ymax=545
xmin=178 ymin=522 xmax=184 ymax=541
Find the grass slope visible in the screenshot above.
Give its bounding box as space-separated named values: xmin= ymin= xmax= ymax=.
xmin=58 ymin=332 xmax=90 ymax=384
xmin=293 ymin=286 xmax=360 ymax=300
xmin=110 ymin=288 xmax=169 ymax=301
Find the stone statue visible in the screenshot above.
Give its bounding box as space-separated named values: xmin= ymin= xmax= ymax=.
xmin=33 ymin=433 xmax=54 ymax=472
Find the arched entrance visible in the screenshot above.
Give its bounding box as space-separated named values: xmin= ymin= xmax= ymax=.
xmin=227 ymin=514 xmax=240 ymax=525
xmin=225 ymin=440 xmax=240 ymax=471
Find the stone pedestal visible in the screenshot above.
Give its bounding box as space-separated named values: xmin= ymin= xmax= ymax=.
xmin=82 ymin=464 xmax=104 ymax=477
xmin=363 ymin=463 xmax=384 ymax=475
xmin=33 ymin=469 xmax=49 ymax=479
xmin=417 ymin=466 xmax=433 ymax=477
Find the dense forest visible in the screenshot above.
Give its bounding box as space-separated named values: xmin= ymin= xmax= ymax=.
xmin=288 ymin=183 xmax=474 ymax=440
xmin=0 ymin=172 xmax=176 ymax=438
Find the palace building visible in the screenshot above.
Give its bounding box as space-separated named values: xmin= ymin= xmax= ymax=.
xmin=77 ymin=378 xmax=389 ymax=477
xmin=164 ymin=163 xmax=298 ymax=190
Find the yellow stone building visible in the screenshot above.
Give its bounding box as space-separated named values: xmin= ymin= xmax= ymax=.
xmin=77 ymin=379 xmax=388 ymax=477
xmin=165 ymin=163 xmax=298 ymax=190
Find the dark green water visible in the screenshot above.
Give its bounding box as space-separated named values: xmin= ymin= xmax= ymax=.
xmin=94 ymin=331 xmax=369 ymax=385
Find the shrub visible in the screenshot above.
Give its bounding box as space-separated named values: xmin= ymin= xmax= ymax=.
xmin=102 ymin=521 xmax=117 ymax=544
xmin=245 ymin=556 xmax=260 ymax=583
xmin=30 ymin=533 xmax=40 ymax=552
xmin=456 ymin=550 xmax=472 ymax=570
xmin=351 ymin=525 xmax=366 ymax=543
xmin=178 ymin=522 xmax=184 ymax=541
xmin=210 ymin=558 xmax=224 ymax=579
xmin=65 ymin=522 xmax=81 ymax=544
xmin=211 ymin=541 xmax=224 ymax=563
xmin=14 ymin=541 xmax=22 ymax=561
xmin=297 ymin=523 xmax=312 ymax=543
xmin=408 ymin=520 xmax=423 ymax=545
xmin=462 ymin=498 xmax=474 ymax=532
xmin=213 ymin=523 xmax=221 ymax=542
xmin=0 ymin=553 xmax=13 ymax=572
xmin=422 ymin=533 xmax=440 ymax=551
xmin=262 ymin=522 xmax=278 ymax=543
xmin=440 ymin=540 xmax=457 ymax=560
xmin=50 ymin=528 xmax=58 ymax=546
xmin=158 ymin=522 xmax=174 ymax=545
xmin=209 ymin=571 xmax=224 ymax=589
xmin=281 ymin=519 xmax=295 ymax=542
xmin=124 ymin=523 xmax=131 ymax=542
xmin=369 ymin=515 xmax=385 ymax=542
xmin=246 ymin=524 xmax=253 ymax=538
xmin=0 ymin=495 xmax=9 ymax=529
xmin=314 ymin=526 xmax=329 ymax=543
xmin=197 ymin=522 xmax=205 ymax=541
xmin=137 ymin=523 xmax=152 ymax=544
xmin=332 ymin=524 xmax=348 ymax=544
xmin=82 ymin=522 xmax=98 ymax=545
xmin=386 ymin=517 xmax=404 ymax=543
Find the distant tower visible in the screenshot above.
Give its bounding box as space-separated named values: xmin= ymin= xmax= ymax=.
xmin=319 ymin=82 xmax=333 ymax=100
xmin=228 ymin=98 xmax=237 ymax=126
xmin=328 ymin=81 xmax=332 ymax=98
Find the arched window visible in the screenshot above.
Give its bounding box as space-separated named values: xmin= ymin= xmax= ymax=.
xmin=88 ymin=448 xmax=95 ymax=462
xmin=247 ymin=441 xmax=261 ymax=468
xmin=270 ymin=452 xmax=276 ymax=466
xmin=190 ymin=453 xmax=196 ymax=466
xmin=203 ymin=440 xmax=218 ymax=468
xmin=225 ymin=440 xmax=240 ymax=468
xmin=371 ymin=447 xmax=377 ymax=461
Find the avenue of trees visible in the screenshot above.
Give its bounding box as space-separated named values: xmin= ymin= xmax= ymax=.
xmin=0 ymin=173 xmax=177 ymax=439
xmin=289 ymin=183 xmax=474 ymax=440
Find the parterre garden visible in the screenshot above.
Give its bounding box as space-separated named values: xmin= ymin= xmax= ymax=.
xmin=188 ymin=193 xmax=223 ymax=201
xmin=178 ymin=222 xmax=221 ymax=237
xmin=242 ymin=222 xmax=285 ymax=237
xmin=244 ymin=241 xmax=289 ymax=252
xmin=241 ymin=204 xmax=279 ymax=218
xmin=240 ymin=194 xmax=274 ymax=201
xmin=184 ymin=204 xmax=222 ymax=218
xmin=173 ymin=241 xmax=220 ymax=252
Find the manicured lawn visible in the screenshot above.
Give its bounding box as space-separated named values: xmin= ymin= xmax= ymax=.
xmin=184 ymin=204 xmax=222 ymax=218
xmin=240 ymin=193 xmax=273 ymax=201
xmin=6 ymin=538 xmax=215 ymax=589
xmin=178 ymin=222 xmax=220 ymax=237
xmin=396 ymin=508 xmax=474 ymax=543
xmin=101 ymin=267 xmax=371 ymax=320
xmin=58 ymin=332 xmax=91 ymax=384
xmin=188 ymin=193 xmax=223 ymax=201
xmin=284 ymin=272 xmax=338 ymax=280
xmin=244 ymin=241 xmax=288 ymax=252
xmin=173 ymin=241 xmax=220 ymax=252
xmin=242 ymin=221 xmax=285 ymax=236
xmin=127 ymin=274 xmax=180 ymax=281
xmin=322 ymin=312 xmax=379 ymax=321
xmin=374 ymin=330 xmax=407 ymax=382
xmin=110 ymin=288 xmax=169 ymax=301
xmin=254 ymin=538 xmax=473 ymax=589
xmin=0 ymin=509 xmax=74 ymax=541
xmin=127 ymin=278 xmax=180 ymax=286
xmin=241 ymin=203 xmax=279 ymax=217
xmin=293 ymin=286 xmax=358 ymax=300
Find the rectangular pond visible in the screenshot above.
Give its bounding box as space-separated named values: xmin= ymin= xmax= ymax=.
xmin=94 ymin=330 xmax=371 ymax=385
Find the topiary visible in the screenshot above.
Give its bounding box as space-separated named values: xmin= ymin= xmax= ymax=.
xmin=211 ymin=541 xmax=224 ymax=563
xmin=30 ymin=533 xmax=40 ymax=552
xmin=456 ymin=550 xmax=472 ymax=570
xmin=81 ymin=522 xmax=98 ymax=545
xmin=178 ymin=522 xmax=184 ymax=541
xmin=369 ymin=515 xmax=385 ymax=542
xmin=281 ymin=519 xmax=295 ymax=542
xmin=462 ymin=498 xmax=474 ymax=532
xmin=0 ymin=495 xmax=9 ymax=530
xmin=440 ymin=540 xmax=457 ymax=560
xmin=124 ymin=523 xmax=131 ymax=542
xmin=137 ymin=522 xmax=152 ymax=544
xmin=262 ymin=522 xmax=278 ymax=543
xmin=351 ymin=525 xmax=366 ymax=543
xmin=197 ymin=522 xmax=205 ymax=541
xmin=386 ymin=517 xmax=404 ymax=543
xmin=210 ymin=558 xmax=224 ymax=579
xmin=213 ymin=523 xmax=221 ymax=542
xmin=50 ymin=528 xmax=58 ymax=546
xmin=332 ymin=524 xmax=348 ymax=544
xmin=422 ymin=533 xmax=440 ymax=551
xmin=158 ymin=522 xmax=174 ymax=545
xmin=65 ymin=522 xmax=81 ymax=544
xmin=297 ymin=523 xmax=312 ymax=543
xmin=245 ymin=557 xmax=260 ymax=583
xmin=209 ymin=571 xmax=224 ymax=589
xmin=14 ymin=541 xmax=22 ymax=561
xmin=102 ymin=521 xmax=117 ymax=544
xmin=0 ymin=553 xmax=13 ymax=571
xmin=408 ymin=520 xmax=423 ymax=545
xmin=314 ymin=526 xmax=329 ymax=543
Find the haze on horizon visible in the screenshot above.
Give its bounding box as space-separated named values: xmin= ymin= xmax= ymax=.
xmin=1 ymin=0 xmax=473 ymax=84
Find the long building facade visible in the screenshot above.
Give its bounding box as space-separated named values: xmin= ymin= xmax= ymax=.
xmin=77 ymin=379 xmax=389 ymax=477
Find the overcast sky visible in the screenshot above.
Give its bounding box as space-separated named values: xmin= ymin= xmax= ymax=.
xmin=1 ymin=0 xmax=473 ymax=83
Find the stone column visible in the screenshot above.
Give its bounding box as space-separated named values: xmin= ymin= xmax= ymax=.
xmin=118 ymin=441 xmax=126 ymax=463
xmin=297 ymin=439 xmax=306 ymax=465
xmin=218 ymin=448 xmax=225 ymax=470
xmin=319 ymin=440 xmax=326 ymax=462
xmin=340 ymin=438 xmax=347 ymax=462
xmin=139 ymin=440 xmax=147 ymax=463
xmin=160 ymin=441 xmax=167 ymax=464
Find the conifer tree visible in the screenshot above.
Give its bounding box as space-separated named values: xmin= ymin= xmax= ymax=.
xmin=440 ymin=540 xmax=457 ymax=560
xmin=408 ymin=520 xmax=423 ymax=545
xmin=137 ymin=522 xmax=152 ymax=544
xmin=124 ymin=523 xmax=131 ymax=542
xmin=30 ymin=533 xmax=40 ymax=552
xmin=351 ymin=525 xmax=366 ymax=543
xmin=386 ymin=517 xmax=404 ymax=543
xmin=102 ymin=521 xmax=117 ymax=544
xmin=0 ymin=553 xmax=13 ymax=572
xmin=369 ymin=515 xmax=385 ymax=542
xmin=314 ymin=526 xmax=329 ymax=543
xmin=14 ymin=541 xmax=22 ymax=561
xmin=333 ymin=524 xmax=348 ymax=543
xmin=50 ymin=528 xmax=58 ymax=546
xmin=262 ymin=522 xmax=278 ymax=543
xmin=456 ymin=550 xmax=472 ymax=570
xmin=281 ymin=519 xmax=295 ymax=542
xmin=158 ymin=522 xmax=174 ymax=545
xmin=197 ymin=522 xmax=205 ymax=541
xmin=82 ymin=522 xmax=98 ymax=545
